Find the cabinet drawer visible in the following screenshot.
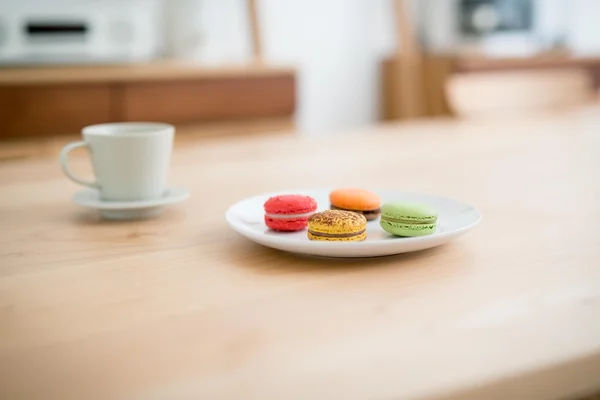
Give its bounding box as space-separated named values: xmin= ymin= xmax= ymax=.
xmin=0 ymin=85 xmax=111 ymax=138
xmin=121 ymin=74 xmax=295 ymax=123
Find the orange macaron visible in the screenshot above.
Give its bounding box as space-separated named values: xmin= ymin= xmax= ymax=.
xmin=329 ymin=188 xmax=381 ymax=221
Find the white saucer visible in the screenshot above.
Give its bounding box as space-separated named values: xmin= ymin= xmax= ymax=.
xmin=225 ymin=188 xmax=482 ymax=258
xmin=72 ymin=187 xmax=190 ymax=220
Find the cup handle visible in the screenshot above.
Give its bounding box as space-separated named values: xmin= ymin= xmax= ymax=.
xmin=59 ymin=141 xmax=99 ymax=189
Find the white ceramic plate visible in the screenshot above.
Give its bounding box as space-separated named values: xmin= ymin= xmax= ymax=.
xmin=225 ymin=189 xmax=481 ymax=258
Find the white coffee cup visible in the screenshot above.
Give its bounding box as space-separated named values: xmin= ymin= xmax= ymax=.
xmin=60 ymin=122 xmax=174 ymax=202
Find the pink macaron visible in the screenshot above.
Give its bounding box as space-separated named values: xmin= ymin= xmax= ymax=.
xmin=263 ymin=194 xmax=318 ymax=231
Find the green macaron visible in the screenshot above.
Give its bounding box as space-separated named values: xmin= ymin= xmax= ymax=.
xmin=380 ymin=201 xmax=438 ymax=237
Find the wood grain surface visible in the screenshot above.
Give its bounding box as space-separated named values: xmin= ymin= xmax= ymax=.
xmin=1 ymin=111 xmax=600 ymax=400
xmin=248 ymin=0 xmax=263 ymax=64
xmin=121 ymin=75 xmax=295 ymax=122
xmin=392 ymin=0 xmax=426 ymax=119
xmin=0 ymin=62 xmax=295 ymax=85
xmin=445 ymin=68 xmax=596 ymax=118
xmin=0 ymin=84 xmax=112 ymax=138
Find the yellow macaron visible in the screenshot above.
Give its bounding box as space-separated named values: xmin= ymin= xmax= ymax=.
xmin=307 ymin=210 xmax=367 ymax=242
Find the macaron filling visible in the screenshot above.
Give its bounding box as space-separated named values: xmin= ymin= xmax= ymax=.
xmin=265 ymin=211 xmax=316 ymax=220
xmin=330 ymin=205 xmax=381 ymax=215
xmin=380 ymin=216 xmax=436 ymax=224
xmin=307 ymin=228 xmax=366 ymax=239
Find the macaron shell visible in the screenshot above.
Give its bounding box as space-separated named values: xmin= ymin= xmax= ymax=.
xmin=264 ymin=195 xmax=318 ymax=215
xmin=263 ymin=194 xmax=318 ymax=232
xmin=308 ymin=210 xmax=366 ymax=235
xmin=380 ymin=201 xmax=438 ymax=222
xmin=380 ymin=220 xmax=437 ymax=237
xmin=265 ymin=217 xmax=311 ymax=232
xmin=380 ymin=201 xmax=438 ymax=237
xmin=329 ymin=188 xmax=380 ymax=212
xmin=331 ymin=205 xmax=381 ymax=221
xmin=307 ymin=210 xmax=367 ymax=241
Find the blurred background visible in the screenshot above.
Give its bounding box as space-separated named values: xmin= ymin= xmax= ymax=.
xmin=1 ymin=0 xmax=599 ymax=149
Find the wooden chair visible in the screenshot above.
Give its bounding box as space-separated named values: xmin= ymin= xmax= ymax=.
xmin=444 ymin=68 xmax=596 ymax=118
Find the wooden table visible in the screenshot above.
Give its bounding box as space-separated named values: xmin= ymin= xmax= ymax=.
xmin=1 ymin=111 xmax=600 ymax=400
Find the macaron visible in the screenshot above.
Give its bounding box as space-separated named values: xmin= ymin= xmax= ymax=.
xmin=329 ymin=188 xmax=381 ymax=221
xmin=264 ymin=194 xmax=318 ymax=231
xmin=307 ymin=210 xmax=367 ymax=242
xmin=379 ymin=201 xmax=438 ymax=237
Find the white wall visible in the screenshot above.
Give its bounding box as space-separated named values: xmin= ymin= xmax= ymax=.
xmin=258 ymin=0 xmax=395 ymax=135
xmin=566 ymin=0 xmax=600 ymax=56
xmin=163 ymin=0 xmax=397 ymax=135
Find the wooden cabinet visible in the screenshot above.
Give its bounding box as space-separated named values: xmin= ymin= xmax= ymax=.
xmin=381 ymin=54 xmax=600 ymax=121
xmin=0 ymin=63 xmax=296 ymax=139
xmin=121 ymin=75 xmax=294 ymax=122
xmin=0 ymin=84 xmax=112 ymax=138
